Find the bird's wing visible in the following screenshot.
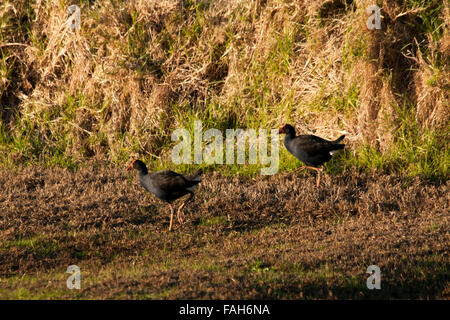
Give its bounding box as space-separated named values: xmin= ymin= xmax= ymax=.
xmin=292 ymin=135 xmax=340 ymax=155
xmin=150 ymin=170 xmax=190 ymax=193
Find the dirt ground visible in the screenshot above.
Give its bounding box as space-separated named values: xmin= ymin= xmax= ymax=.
xmin=0 ymin=166 xmax=448 ymax=299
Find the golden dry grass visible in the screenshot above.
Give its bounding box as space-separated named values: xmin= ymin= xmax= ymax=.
xmin=0 ymin=0 xmax=448 ymax=167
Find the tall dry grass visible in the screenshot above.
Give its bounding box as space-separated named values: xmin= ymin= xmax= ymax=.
xmin=0 ymin=0 xmax=448 ymax=176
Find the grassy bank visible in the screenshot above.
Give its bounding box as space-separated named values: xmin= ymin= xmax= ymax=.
xmin=0 ymin=0 xmax=448 ymax=178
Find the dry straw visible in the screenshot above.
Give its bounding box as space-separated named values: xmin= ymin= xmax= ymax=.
xmin=1 ymin=0 xmax=448 ymax=163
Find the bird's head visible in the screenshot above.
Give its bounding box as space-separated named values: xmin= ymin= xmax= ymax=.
xmin=127 ymin=159 xmax=147 ymax=173
xmin=278 ymin=123 xmax=295 ymax=135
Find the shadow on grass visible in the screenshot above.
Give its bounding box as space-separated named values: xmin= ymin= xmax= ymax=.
xmin=245 ymin=259 xmax=449 ymax=299
xmin=129 ymin=204 xmax=160 ymax=225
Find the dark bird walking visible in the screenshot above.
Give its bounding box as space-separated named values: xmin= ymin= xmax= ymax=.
xmin=127 ymin=160 xmax=202 ymax=231
xmin=278 ymin=124 xmax=345 ymax=187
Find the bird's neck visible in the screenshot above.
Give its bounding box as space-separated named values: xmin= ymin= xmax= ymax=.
xmin=284 ymin=131 xmax=295 ymax=141
xmin=138 ymin=168 xmax=148 ymax=176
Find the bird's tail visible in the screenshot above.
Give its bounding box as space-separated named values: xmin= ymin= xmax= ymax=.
xmin=333 ymin=135 xmax=345 ymax=144
xmin=185 ymin=169 xmax=202 ymax=192
xmin=186 ymin=169 xmax=202 ymax=182
xmin=329 ymin=135 xmax=345 ymax=155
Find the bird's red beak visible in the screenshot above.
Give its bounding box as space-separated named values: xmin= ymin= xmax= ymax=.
xmin=126 ymin=160 xmax=135 ymax=171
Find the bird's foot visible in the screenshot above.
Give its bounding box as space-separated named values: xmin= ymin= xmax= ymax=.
xmin=293 ymin=167 xmax=306 ymax=174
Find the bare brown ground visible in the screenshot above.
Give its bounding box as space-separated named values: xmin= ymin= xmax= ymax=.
xmin=0 ymin=166 xmax=448 ymax=299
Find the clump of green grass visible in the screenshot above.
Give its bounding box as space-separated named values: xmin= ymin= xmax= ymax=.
xmin=342 ymin=100 xmax=448 ymax=180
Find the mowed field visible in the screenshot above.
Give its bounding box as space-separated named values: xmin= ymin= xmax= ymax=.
xmin=0 ymin=166 xmax=448 ymax=299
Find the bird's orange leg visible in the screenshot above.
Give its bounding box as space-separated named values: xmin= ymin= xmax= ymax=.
xmin=168 ymin=203 xmax=174 ymax=231
xmin=294 ymin=166 xmax=322 ymax=187
xmin=177 ymin=203 xmax=185 ymax=224
xmin=307 ymin=167 xmax=322 ymax=187
xmin=177 ymin=193 xmax=193 ymax=225
xmin=293 ymin=166 xmax=306 ymax=174
xmin=315 ymin=170 xmax=321 ymax=187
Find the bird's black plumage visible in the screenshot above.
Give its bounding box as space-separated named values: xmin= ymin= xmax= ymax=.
xmin=127 ymin=160 xmax=202 ymax=231
xmin=279 ymin=124 xmax=345 ymax=167
xmin=129 ymin=160 xmax=202 ymax=203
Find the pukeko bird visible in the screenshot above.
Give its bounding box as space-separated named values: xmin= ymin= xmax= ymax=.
xmin=127 ymin=160 xmax=202 ymax=231
xmin=279 ymin=124 xmax=345 ymax=187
